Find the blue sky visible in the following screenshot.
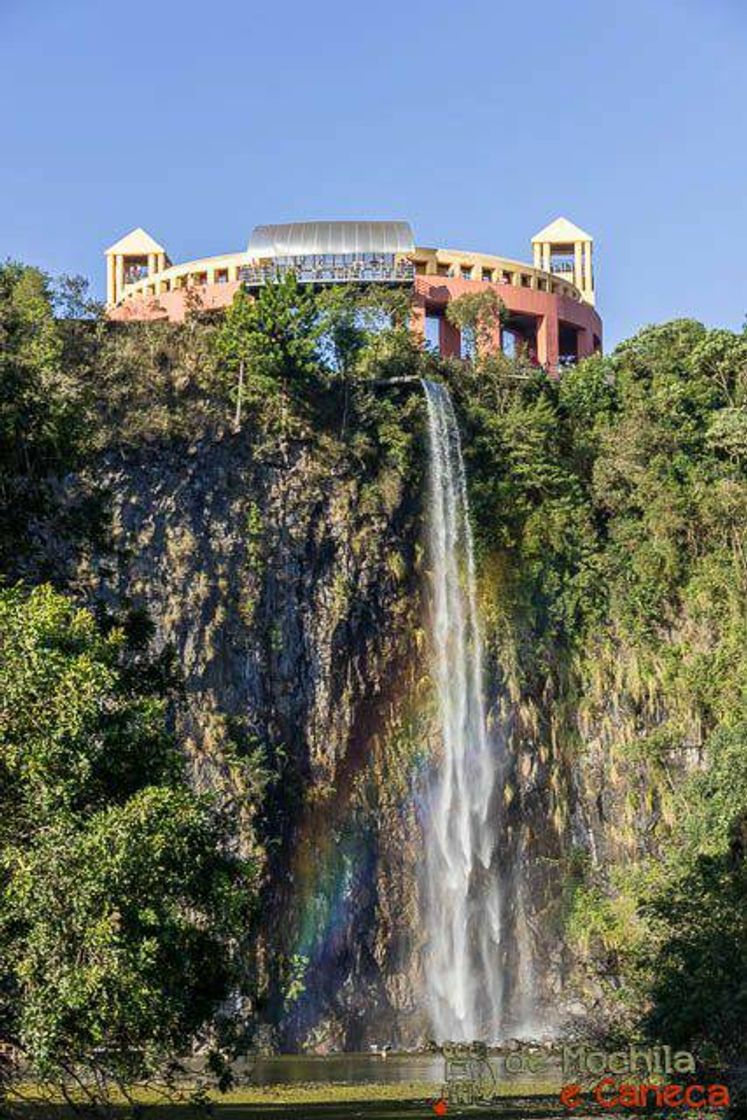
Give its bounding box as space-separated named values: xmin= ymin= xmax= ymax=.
xmin=1 ymin=0 xmax=744 ymax=346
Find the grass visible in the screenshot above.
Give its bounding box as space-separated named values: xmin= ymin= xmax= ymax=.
xmin=7 ymin=1080 xmax=574 ymax=1119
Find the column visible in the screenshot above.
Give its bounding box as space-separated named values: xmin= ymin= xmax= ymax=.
xmin=157 ymin=252 xmax=166 ymax=273
xmin=147 ymin=253 xmax=156 ymax=276
xmin=106 ymin=255 xmax=116 ymax=306
xmin=537 ymin=312 xmax=559 ymax=375
xmin=410 ymin=293 xmax=426 ymax=344
xmin=583 ymin=242 xmax=592 ymax=296
xmin=482 ymin=317 xmax=502 ymax=358
xmin=542 ymin=243 xmax=551 ymax=272
xmin=533 ymin=243 xmax=541 ymax=269
xmin=577 ymin=327 xmax=594 ymax=361
xmin=439 ymin=313 xmax=461 ymax=358
xmin=115 ymin=255 xmax=124 ymax=303
xmin=577 ymin=243 xmax=586 ymax=291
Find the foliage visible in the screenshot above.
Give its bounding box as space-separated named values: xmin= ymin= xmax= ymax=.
xmin=446 ymin=287 xmax=506 ymax=358
xmin=214 ymin=274 xmax=321 ymax=435
xmin=0 ymin=262 xmax=87 ymax=481
xmin=448 ymin=318 xmax=746 ymax=1063
xmin=637 ymin=723 xmax=747 ymax=1058
xmin=1 ymin=256 xmax=746 ymax=1075
xmin=0 ymin=585 xmax=255 ymax=1109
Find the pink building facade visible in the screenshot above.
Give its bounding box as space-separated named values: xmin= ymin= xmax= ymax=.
xmin=106 ymin=219 xmax=603 ymax=374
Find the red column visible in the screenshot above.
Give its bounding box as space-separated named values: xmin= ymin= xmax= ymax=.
xmin=480 ymin=318 xmax=503 ymax=358
xmin=410 ymin=293 xmax=426 ymax=345
xmin=577 ymin=327 xmax=594 ymax=361
xmin=439 ymin=314 xmax=461 ymax=358
xmin=537 ymin=312 xmax=559 ymax=376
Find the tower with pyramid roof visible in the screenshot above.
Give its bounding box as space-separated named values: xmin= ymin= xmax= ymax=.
xmin=105 ymin=228 xmax=169 ymax=307
xmin=531 ymin=217 xmax=595 ymax=306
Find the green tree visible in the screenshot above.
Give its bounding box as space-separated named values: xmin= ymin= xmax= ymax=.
xmin=214 ymin=274 xmax=321 ymax=439
xmin=0 ymin=585 xmax=255 ymax=1108
xmin=638 ymin=723 xmax=747 ymax=1061
xmin=215 ymin=285 xmax=255 ymax=429
xmin=446 ymin=287 xmax=506 ymax=361
xmin=0 ymin=262 xmax=82 ymax=478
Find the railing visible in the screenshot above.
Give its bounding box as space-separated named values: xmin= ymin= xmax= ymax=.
xmin=240 ymin=255 xmax=415 ymax=287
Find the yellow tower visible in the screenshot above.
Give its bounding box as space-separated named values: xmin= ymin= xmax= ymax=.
xmin=531 ymin=217 xmax=595 ymax=306
xmin=104 ymin=228 xmax=168 ymax=307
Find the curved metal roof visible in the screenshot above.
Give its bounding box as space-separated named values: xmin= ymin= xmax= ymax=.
xmin=247 ymin=220 xmax=414 ymax=258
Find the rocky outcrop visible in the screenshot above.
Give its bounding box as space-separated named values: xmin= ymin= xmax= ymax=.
xmin=15 ymin=406 xmax=693 ymax=1050
xmin=26 ymin=415 xmax=433 ymax=1049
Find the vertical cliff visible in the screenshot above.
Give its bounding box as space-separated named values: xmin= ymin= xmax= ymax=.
xmin=9 ymin=305 xmax=744 ymax=1058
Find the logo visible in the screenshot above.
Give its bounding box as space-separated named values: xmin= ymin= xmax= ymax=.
xmin=432 ymin=1040 xmax=730 ymax=1114
xmin=559 ymin=1083 xmax=581 ymax=1109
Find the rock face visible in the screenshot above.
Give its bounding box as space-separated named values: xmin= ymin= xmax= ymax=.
xmin=52 ymin=422 xmax=432 ymax=1050
xmin=18 ymin=410 xmax=691 ymax=1050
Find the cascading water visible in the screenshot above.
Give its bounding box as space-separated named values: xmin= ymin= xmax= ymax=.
xmin=421 ymin=379 xmax=504 ymax=1042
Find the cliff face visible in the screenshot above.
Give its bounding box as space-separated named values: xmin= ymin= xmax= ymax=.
xmin=36 ymin=409 xmax=437 ymax=1050
xmin=3 ymin=273 xmax=743 ymax=1063
xmin=15 ymin=374 xmax=726 ymax=1050
xmin=15 ymin=420 xmax=668 ymax=1050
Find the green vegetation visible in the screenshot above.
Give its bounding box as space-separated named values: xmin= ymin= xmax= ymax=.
xmin=0 ymin=260 xmax=745 ymax=1102
xmin=446 ymin=317 xmax=746 ymax=1064
xmin=0 ymin=585 xmax=255 ymax=1110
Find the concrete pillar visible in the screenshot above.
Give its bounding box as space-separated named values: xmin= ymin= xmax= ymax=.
xmin=482 ymin=318 xmax=502 ymax=358
xmin=583 ymin=242 xmax=592 ymax=296
xmin=537 ymin=312 xmax=559 ymax=375
xmin=577 ymin=327 xmax=594 ymax=361
xmin=439 ymin=313 xmax=461 ymax=358
xmin=157 ymin=252 xmax=166 ymax=273
xmin=410 ymin=294 xmax=426 ymax=344
xmin=533 ymin=244 xmax=541 ymax=269
xmin=115 ymin=255 xmax=124 ymax=303
xmin=542 ymin=243 xmax=551 ymax=272
xmin=574 ymin=242 xmax=583 ymax=292
xmin=147 ymin=253 xmax=156 ymax=276
xmin=106 ymin=255 xmax=116 ymax=306
xmin=207 ymin=268 xmax=216 ymax=285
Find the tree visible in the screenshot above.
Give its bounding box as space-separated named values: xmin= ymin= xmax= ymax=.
xmin=0 ymin=585 xmax=255 ymax=1110
xmin=446 ymin=288 xmax=506 ymax=361
xmin=215 ymin=285 xmax=255 ymax=430
xmin=638 ymin=723 xmax=747 ymax=1064
xmin=214 ymin=274 xmax=321 ymax=438
xmin=0 ymin=262 xmax=80 ymax=478
xmin=316 ymin=286 xmax=367 ymax=378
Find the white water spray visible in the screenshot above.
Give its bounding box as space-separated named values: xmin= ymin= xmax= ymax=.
xmin=421 ymin=379 xmax=504 ymax=1042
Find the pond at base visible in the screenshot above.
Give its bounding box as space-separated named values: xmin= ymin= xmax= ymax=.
xmin=235 ymin=1053 xmax=444 ymax=1086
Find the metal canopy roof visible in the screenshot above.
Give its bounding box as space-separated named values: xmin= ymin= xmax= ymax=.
xmin=247 ymin=220 xmax=415 ymax=259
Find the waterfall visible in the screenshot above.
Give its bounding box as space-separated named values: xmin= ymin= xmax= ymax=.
xmin=421 ymin=379 xmax=503 ymax=1043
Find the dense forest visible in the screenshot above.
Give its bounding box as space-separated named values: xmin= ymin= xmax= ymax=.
xmin=0 ymin=262 xmax=745 ymax=1110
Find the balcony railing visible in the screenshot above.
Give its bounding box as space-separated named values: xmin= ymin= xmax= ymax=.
xmin=240 ymin=254 xmax=415 ymax=287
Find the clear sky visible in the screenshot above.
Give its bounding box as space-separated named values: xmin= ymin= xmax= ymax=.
xmin=1 ymin=0 xmax=745 ymax=346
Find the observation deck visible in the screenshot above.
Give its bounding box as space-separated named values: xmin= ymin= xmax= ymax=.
xmin=105 ymin=217 xmax=603 ymax=373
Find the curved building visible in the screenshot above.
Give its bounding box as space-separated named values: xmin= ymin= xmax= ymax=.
xmin=105 ymin=217 xmax=602 ymax=372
